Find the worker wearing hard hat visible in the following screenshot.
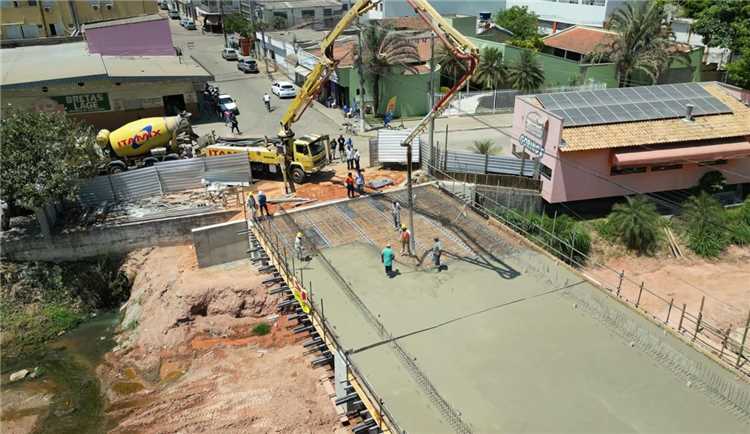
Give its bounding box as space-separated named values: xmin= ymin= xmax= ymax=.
xmin=294 ymin=232 xmax=304 ymax=260
xmin=399 ymin=225 xmax=411 ymax=256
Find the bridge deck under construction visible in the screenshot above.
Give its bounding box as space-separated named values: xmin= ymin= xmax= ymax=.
xmin=261 ymin=184 xmax=750 ymax=433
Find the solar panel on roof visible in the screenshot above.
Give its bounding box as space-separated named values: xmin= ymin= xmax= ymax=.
xmin=534 ymin=82 xmax=732 ymax=127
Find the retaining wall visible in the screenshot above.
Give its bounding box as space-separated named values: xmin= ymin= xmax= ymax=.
xmin=192 ymin=220 xmax=248 ymax=268
xmin=1 ymin=210 xmax=239 ymax=262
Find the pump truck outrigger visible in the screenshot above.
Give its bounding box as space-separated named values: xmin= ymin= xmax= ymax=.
xmin=210 ymin=0 xmax=477 ymax=193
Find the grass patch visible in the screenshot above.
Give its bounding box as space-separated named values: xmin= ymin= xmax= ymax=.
xmin=251 ymin=322 xmax=272 ymax=336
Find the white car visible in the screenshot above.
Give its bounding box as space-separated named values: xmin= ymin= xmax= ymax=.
xmin=272 ymin=81 xmax=297 ymax=98
xmin=218 ymin=94 xmax=239 ymax=115
xmin=221 ymin=47 xmax=239 ymax=60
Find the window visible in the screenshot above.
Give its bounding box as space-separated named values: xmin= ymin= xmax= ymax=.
xmin=650 ymin=164 xmax=683 ymax=172
xmin=540 ymin=163 xmax=552 ymax=180
xmin=698 ymin=159 xmax=728 ymax=166
xmin=581 ymin=0 xmax=605 ymax=5
xmin=295 ymin=144 xmax=308 ymax=155
xmin=301 ymin=9 xmax=314 ymax=19
xmin=611 ymin=166 xmax=646 ymax=175
xmin=12 ymin=1 xmax=20 ymax=7
xmin=28 ymin=0 xmax=37 ymax=5
xmin=323 ymin=8 xmax=332 ymax=16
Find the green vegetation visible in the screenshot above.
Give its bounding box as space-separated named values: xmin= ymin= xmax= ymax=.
xmin=223 ymin=13 xmax=255 ymax=37
xmin=0 ymin=108 xmax=102 ymax=230
xmin=681 ymin=192 xmax=729 ymax=257
xmin=473 ymin=47 xmax=507 ymax=90
xmin=507 ymin=51 xmax=545 ymax=92
xmin=470 ymin=139 xmax=499 ymax=155
xmin=0 ymin=258 xmax=131 ymax=361
xmin=494 ymin=6 xmax=543 ymax=50
xmin=496 ymin=209 xmax=592 ymax=265
xmin=357 ymin=22 xmax=420 ymax=115
xmin=606 ymin=196 xmax=663 ymax=255
xmin=589 ymin=1 xmax=690 ymax=87
xmin=252 ymin=322 xmax=272 ymax=336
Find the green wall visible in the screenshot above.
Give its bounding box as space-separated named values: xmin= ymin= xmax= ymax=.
xmin=341 ymin=65 xmax=437 ymax=117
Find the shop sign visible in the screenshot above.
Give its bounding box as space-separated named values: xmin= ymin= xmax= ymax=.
xmin=51 ymin=93 xmax=110 ymax=113
xmin=519 ymin=134 xmax=544 ymax=157
xmin=524 ymin=110 xmax=548 ymax=142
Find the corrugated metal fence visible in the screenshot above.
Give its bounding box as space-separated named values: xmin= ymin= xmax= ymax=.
xmin=372 ymin=129 xmax=420 ymax=165
xmin=420 ymin=140 xmax=538 ymax=178
xmin=78 ymin=154 xmax=251 ymax=206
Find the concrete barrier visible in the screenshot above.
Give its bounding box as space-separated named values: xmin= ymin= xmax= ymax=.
xmin=1 ymin=210 xmax=239 ymax=262
xmin=192 ymin=220 xmax=248 ymax=268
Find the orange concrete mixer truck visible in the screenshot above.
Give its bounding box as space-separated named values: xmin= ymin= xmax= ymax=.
xmin=96 ymin=112 xmax=197 ymax=173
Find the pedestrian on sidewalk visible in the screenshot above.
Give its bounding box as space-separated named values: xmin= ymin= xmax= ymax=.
xmin=223 ymin=110 xmax=232 ymax=126
xmin=257 ymin=190 xmax=270 ymax=217
xmin=338 ymin=136 xmax=346 ymax=163
xmin=230 ymin=116 xmax=241 ymax=134
xmin=381 ymin=243 xmax=395 ymax=277
xmin=400 ymin=225 xmax=411 ymax=256
xmin=431 ymin=237 xmax=443 ymax=271
xmin=346 ymin=146 xmax=355 ymax=170
xmin=391 ymin=201 xmax=401 ymax=230
xmin=353 ymin=148 xmax=361 ymax=171
xmin=247 ymin=192 xmax=257 ymax=220
xmin=329 ymin=137 xmax=336 ymax=160
xmin=354 ymin=169 xmax=365 ymax=195
xmin=294 ymin=232 xmax=304 ymax=260
xmin=345 ymin=172 xmax=355 ymax=198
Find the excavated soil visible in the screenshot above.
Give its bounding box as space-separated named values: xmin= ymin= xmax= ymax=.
xmin=100 ymin=245 xmax=343 ymax=433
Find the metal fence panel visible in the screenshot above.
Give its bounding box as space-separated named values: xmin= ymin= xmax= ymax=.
xmin=78 ymin=175 xmax=115 ymax=206
xmin=110 ymin=168 xmax=162 ymax=202
xmin=443 ymin=150 xmax=538 ymax=177
xmin=376 ymin=129 xmax=420 ymax=164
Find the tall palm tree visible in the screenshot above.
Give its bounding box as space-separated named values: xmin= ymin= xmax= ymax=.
xmin=608 ymin=195 xmax=662 ymax=254
xmin=507 ymin=50 xmax=544 ymax=92
xmin=357 ymin=23 xmax=420 ymax=115
xmin=435 ymin=43 xmax=465 ymax=88
xmin=473 ymin=47 xmax=507 ymax=90
xmin=589 ymin=1 xmax=690 ymax=87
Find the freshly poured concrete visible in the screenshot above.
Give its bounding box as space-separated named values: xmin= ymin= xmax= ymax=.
xmin=303 ymin=242 xmax=750 ymax=433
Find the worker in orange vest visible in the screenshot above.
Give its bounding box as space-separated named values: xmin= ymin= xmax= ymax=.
xmin=399 ymin=225 xmax=411 ymax=256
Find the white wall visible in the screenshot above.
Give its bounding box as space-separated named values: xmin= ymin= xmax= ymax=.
xmin=506 ymin=0 xmax=624 ymax=28
xmin=368 ymin=0 xmax=503 ymax=19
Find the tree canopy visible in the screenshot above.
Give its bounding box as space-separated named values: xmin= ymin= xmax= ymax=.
xmin=494 ymin=6 xmax=543 ymax=50
xmin=0 ymin=108 xmax=101 ymax=219
xmin=223 ymin=13 xmax=254 ymax=37
xmin=507 ymin=50 xmax=545 ymax=92
xmin=473 ymin=47 xmax=507 ymax=90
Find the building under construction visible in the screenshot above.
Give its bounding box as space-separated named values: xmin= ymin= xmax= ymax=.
xmin=250 ymin=183 xmax=750 ymax=433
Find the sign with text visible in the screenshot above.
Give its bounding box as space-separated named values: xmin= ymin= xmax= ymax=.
xmin=51 ymin=93 xmax=111 ymax=113
xmin=524 ymin=111 xmax=548 ymax=142
xmin=519 ymin=133 xmax=544 ymax=157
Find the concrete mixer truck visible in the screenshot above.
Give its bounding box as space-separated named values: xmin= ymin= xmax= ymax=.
xmin=96 ymin=112 xmax=197 ymax=173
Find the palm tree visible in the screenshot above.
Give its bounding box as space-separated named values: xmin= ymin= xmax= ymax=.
xmin=357 ymin=23 xmax=420 ymax=115
xmin=435 ymin=43 xmax=465 ymax=88
xmin=589 ymin=1 xmax=690 ymax=87
xmin=608 ymin=196 xmax=662 ymax=254
xmin=682 ymin=191 xmax=728 ymax=257
xmin=471 ymin=139 xmax=498 ymax=155
xmin=473 ymin=47 xmax=507 ymax=90
xmin=507 ymin=50 xmax=544 ymax=93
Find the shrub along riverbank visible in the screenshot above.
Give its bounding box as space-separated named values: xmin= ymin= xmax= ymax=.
xmin=0 ymin=257 xmax=131 ymax=362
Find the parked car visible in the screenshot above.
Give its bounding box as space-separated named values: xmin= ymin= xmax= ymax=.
xmin=237 ymin=57 xmax=259 ymax=73
xmin=221 ymin=47 xmax=239 ymax=60
xmin=271 ymin=81 xmax=297 ymax=98
xmin=180 ymin=18 xmax=196 ymax=30
xmin=168 ymin=9 xmax=180 ymax=19
xmin=218 ymin=94 xmax=239 ymax=115
xmin=159 ymin=1 xmax=169 ymax=11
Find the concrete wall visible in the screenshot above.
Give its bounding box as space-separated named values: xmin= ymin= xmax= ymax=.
xmin=192 ymin=220 xmax=248 ymax=268
xmin=85 ymin=17 xmax=174 ymax=56
xmin=1 ymin=210 xmax=238 ymax=262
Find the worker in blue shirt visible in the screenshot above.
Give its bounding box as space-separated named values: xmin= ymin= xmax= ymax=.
xmin=381 ymin=243 xmax=395 ymax=277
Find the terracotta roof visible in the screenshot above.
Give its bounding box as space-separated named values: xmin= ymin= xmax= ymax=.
xmin=543 ymin=26 xmax=617 ymax=55
xmin=379 ymin=16 xmax=432 ymax=31
xmin=558 ymin=83 xmax=750 ymax=152
xmin=310 ymin=35 xmax=434 ymax=69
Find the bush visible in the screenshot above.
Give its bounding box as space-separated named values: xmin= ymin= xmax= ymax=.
xmin=606 ymin=196 xmax=663 ymax=255
xmin=252 ymin=322 xmax=271 ymax=336
xmin=682 ymin=192 xmax=730 ymax=257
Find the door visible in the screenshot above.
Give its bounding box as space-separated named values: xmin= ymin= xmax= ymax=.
xmin=48 ymin=23 xmax=57 ymax=36
xmin=162 ymin=94 xmax=186 ymax=116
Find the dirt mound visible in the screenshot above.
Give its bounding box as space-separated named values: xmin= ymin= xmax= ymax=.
xmin=100 ymin=245 xmax=342 ymax=433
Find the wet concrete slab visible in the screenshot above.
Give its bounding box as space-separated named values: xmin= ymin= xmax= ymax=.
xmin=303 ymin=242 xmax=750 ymax=433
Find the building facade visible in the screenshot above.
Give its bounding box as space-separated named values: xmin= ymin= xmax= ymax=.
xmin=510 ymin=82 xmax=750 ymax=206
xmin=0 ymin=0 xmax=157 ymax=40
xmin=506 ymin=0 xmax=625 ymax=34
xmin=366 ymin=0 xmax=500 ymax=21
xmin=244 ymin=0 xmax=344 ymax=30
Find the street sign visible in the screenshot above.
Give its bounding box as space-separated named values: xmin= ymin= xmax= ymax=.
xmin=519 ymin=133 xmax=544 ymax=158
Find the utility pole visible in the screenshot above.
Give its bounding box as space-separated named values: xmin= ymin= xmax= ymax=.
xmin=427 ymin=31 xmax=436 ymax=173
xmin=248 ymin=0 xmax=259 ymax=57
xmin=406 ymin=143 xmax=416 ymax=254
xmin=356 ymin=18 xmax=366 ymax=133
xmin=220 ymin=0 xmax=228 ymax=47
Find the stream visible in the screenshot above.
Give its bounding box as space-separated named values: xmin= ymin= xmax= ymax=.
xmin=1 ymin=311 xmax=119 ymax=434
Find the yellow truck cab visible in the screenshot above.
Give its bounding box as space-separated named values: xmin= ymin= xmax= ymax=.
xmin=203 ymin=134 xmax=328 ymax=183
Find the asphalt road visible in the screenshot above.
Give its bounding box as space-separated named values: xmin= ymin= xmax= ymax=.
xmin=168 ymin=18 xmax=342 ymax=142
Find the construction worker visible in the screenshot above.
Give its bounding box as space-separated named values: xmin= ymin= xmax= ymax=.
xmin=257 ymin=190 xmax=270 ymax=217
xmin=431 ymin=237 xmax=442 ymax=271
xmin=381 ymin=243 xmax=395 ymax=276
xmin=294 ymin=232 xmax=304 ymax=260
xmin=247 ymin=192 xmax=257 ymax=220
xmin=345 ymin=172 xmax=355 ymax=198
xmin=400 ymin=225 xmax=411 ymax=256
xmin=391 ymin=201 xmax=401 ymax=230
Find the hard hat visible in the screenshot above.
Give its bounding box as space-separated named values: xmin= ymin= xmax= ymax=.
xmin=296 ymin=232 xmax=303 ymax=237
xmin=386 ymin=243 xmax=391 ymax=247
xmin=401 ymin=225 xmax=407 ymax=230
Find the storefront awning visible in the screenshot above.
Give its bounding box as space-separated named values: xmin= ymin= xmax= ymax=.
xmin=205 ymin=16 xmax=220 ymax=25
xmin=295 ymin=65 xmax=311 ymax=78
xmin=613 ymin=140 xmax=750 ymax=166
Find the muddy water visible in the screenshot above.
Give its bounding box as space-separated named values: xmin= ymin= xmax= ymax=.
xmin=1 ymin=312 xmax=119 ymax=434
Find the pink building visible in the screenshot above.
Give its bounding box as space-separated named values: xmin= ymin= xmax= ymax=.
xmin=84 ymin=15 xmax=174 ymax=56
xmin=511 ymin=82 xmax=750 ymax=205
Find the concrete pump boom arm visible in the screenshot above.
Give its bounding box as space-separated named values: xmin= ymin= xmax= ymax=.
xmin=400 ymin=0 xmax=479 ymax=147
xmin=278 ymin=0 xmax=381 ymax=137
